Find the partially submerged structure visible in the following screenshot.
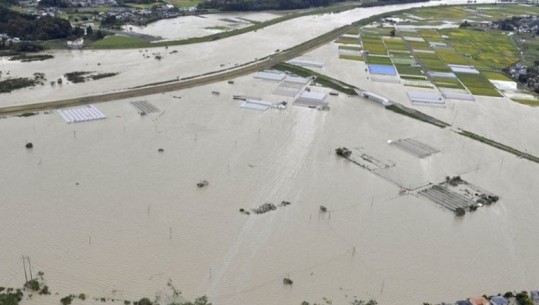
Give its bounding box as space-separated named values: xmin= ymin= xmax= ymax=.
xmin=294 ymin=91 xmax=328 ymax=108
xmin=58 ymin=105 xmax=106 ymax=124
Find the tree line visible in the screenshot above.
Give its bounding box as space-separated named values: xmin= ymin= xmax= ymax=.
xmin=0 ymin=7 xmax=72 ymax=40
xmin=198 ymin=0 xmax=346 ymax=11
xmin=197 ymin=0 xmax=428 ymax=11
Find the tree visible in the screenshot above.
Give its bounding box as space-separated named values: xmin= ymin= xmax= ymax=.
xmin=389 ymin=29 xmax=396 ymax=36
xmin=71 ymin=26 xmax=84 ymax=37
xmin=101 ymin=15 xmax=117 ymax=27
xmin=86 ymin=25 xmax=93 ymax=36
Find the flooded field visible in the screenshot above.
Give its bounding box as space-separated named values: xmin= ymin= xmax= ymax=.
xmin=0 ymin=0 xmax=487 ymax=107
xmin=3 ymin=1 xmax=539 ymax=305
xmin=1 ymin=75 xmax=538 ymax=305
xmin=122 ymin=12 xmax=281 ymax=41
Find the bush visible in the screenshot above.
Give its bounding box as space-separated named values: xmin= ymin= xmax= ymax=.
xmin=137 ymin=298 xmax=152 ymax=305
xmin=455 ymin=207 xmax=466 ymax=216
xmin=60 ymin=295 xmax=74 ymax=305
xmin=24 ymin=279 xmax=39 ymax=291
xmin=39 ymin=285 xmax=50 ymax=295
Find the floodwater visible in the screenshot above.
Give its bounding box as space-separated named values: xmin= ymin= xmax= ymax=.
xmin=0 ymin=0 xmax=491 ymax=107
xmin=122 ymin=12 xmax=281 ymax=41
xmin=3 ymin=1 xmax=539 ymax=305
xmin=1 ymin=76 xmax=538 ymax=305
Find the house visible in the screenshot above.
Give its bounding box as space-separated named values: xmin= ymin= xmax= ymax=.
xmin=490 ymin=296 xmax=509 ymax=305
xmin=469 ymin=296 xmax=490 ymax=305
xmin=457 ymin=300 xmax=473 ymax=305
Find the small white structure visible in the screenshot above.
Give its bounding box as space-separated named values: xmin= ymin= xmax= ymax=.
xmin=287 ymin=59 xmax=324 ymax=69
xmin=360 ymin=90 xmax=391 ymax=106
xmin=254 ymin=70 xmax=286 ymax=81
xmin=58 ymin=105 xmax=106 ymax=123
xmin=283 ymin=75 xmax=310 ymax=85
xmin=448 ymin=64 xmax=480 ymax=74
xmin=67 ymin=38 xmax=84 ymax=49
xmin=427 ymin=71 xmax=457 ymax=79
xmin=407 ymin=92 xmax=445 ymax=107
xmin=294 ymin=91 xmax=328 ymax=108
xmin=130 ymin=100 xmax=160 ymax=114
xmin=240 ymin=99 xmax=272 ymax=111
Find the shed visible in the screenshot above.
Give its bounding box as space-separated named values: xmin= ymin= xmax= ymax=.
xmin=361 ymin=91 xmax=391 ymax=106
xmin=530 ymin=291 xmax=539 ymax=301
xmin=294 ymin=91 xmax=327 ymax=108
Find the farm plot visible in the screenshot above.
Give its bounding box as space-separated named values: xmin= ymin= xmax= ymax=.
xmin=457 ymin=73 xmax=502 ymax=97
xmin=391 ymin=55 xmax=416 ymax=65
xmin=338 ymin=45 xmax=363 ymax=61
xmin=395 ymin=64 xmax=424 ymax=78
xmin=442 ymin=29 xmax=519 ymax=70
xmin=418 ymin=29 xmax=444 ymax=43
xmin=383 ymin=36 xmax=409 ymax=51
xmin=435 ymin=49 xmax=469 ymax=66
xmin=361 ymin=36 xmax=387 ymax=55
xmin=366 ymin=55 xmax=393 ymax=65
xmin=431 ymin=77 xmax=465 ymax=89
xmin=336 ymin=36 xmax=361 ymax=45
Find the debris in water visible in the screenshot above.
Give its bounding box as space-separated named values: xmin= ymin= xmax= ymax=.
xmin=197 ymin=180 xmax=209 ymax=188
xmin=335 ymin=147 xmax=352 ymax=158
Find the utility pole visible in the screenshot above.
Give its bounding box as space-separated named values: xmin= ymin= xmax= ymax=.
xmin=22 ymin=255 xmax=28 ymax=283
xmin=27 ymin=257 xmax=33 ymax=281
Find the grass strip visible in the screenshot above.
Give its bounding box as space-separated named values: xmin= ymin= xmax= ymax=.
xmin=458 ymin=129 xmax=539 ymax=164
xmin=385 ymin=104 xmax=449 ymax=128
xmin=273 ymin=62 xmax=357 ymax=95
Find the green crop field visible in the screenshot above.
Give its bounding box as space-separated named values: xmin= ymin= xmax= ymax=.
xmin=415 ymin=52 xmax=439 ymax=60
xmin=441 ymin=29 xmax=519 ymax=70
xmin=339 ymin=54 xmax=363 ymax=61
xmin=456 ymin=73 xmax=502 ymax=97
xmin=165 ymin=0 xmax=203 ymax=7
xmin=395 ymin=64 xmax=424 ymax=76
xmin=88 ymin=35 xmax=147 ymax=49
xmin=482 ymin=71 xmax=512 ymax=81
xmin=366 ymin=55 xmax=393 ymax=65
xmin=435 ymin=49 xmax=469 ymax=65
xmin=362 ymin=36 xmax=387 ymax=55
xmin=418 ymin=29 xmax=443 ymax=42
xmin=383 ymin=36 xmax=409 ymax=51
xmin=513 ymin=99 xmax=539 ymax=107
xmin=514 ymin=33 xmax=539 ymax=67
